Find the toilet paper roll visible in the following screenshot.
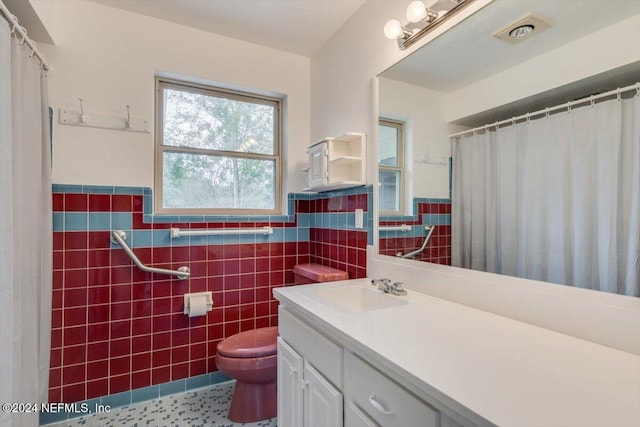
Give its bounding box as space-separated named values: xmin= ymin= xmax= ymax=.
xmin=186 ymin=294 xmax=209 ymax=317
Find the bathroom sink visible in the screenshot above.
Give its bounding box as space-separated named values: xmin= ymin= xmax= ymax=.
xmin=314 ymin=286 xmax=408 ymax=312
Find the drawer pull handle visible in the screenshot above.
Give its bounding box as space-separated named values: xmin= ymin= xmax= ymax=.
xmin=300 ymin=379 xmax=309 ymax=389
xmin=368 ymin=394 xmax=394 ymax=416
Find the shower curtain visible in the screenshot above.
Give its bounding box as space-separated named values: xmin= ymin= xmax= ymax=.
xmin=451 ymin=93 xmax=640 ymax=297
xmin=0 ymin=16 xmax=52 ymax=427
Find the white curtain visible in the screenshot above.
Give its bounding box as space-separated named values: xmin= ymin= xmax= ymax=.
xmin=0 ymin=16 xmax=52 ymax=427
xmin=451 ymin=93 xmax=640 ymax=296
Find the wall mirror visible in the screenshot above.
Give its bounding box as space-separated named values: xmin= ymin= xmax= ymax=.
xmin=376 ymin=0 xmax=640 ymax=296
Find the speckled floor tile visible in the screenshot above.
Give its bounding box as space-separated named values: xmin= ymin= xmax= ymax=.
xmin=46 ymin=381 xmax=277 ymax=427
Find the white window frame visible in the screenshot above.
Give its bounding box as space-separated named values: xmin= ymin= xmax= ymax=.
xmin=154 ymin=77 xmax=282 ymax=215
xmin=378 ymin=118 xmax=406 ymax=215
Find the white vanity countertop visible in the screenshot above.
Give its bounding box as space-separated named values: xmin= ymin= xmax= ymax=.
xmin=274 ymin=279 xmax=640 ymax=427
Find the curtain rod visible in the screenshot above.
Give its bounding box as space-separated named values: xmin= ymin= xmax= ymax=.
xmin=449 ymin=82 xmax=640 ymax=139
xmin=0 ymin=0 xmax=49 ymax=71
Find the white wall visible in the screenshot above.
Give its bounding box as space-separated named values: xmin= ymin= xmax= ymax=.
xmin=371 ymin=14 xmax=639 ymax=202
xmin=445 ymin=14 xmax=640 ymax=122
xmin=379 ymin=78 xmax=468 ymax=201
xmin=312 ymin=2 xmax=639 ymax=185
xmin=376 ymin=12 xmax=640 ymax=201
xmin=31 ymin=0 xmax=310 ymax=205
xmin=310 ymin=0 xmax=491 ymax=185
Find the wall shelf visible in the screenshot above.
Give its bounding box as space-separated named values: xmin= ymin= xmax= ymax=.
xmin=304 ymin=132 xmax=366 ymax=192
xmin=329 ymin=156 xmax=361 ymax=165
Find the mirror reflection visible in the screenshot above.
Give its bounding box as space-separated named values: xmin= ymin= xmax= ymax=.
xmin=377 ymin=0 xmax=640 ymax=296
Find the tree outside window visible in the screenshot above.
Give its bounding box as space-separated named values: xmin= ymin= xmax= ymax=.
xmin=155 ymin=79 xmax=282 ymax=214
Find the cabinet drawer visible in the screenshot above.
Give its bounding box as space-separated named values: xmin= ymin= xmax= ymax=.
xmin=346 ymin=402 xmax=379 ymax=427
xmin=279 ymin=307 xmax=343 ymax=387
xmin=345 ymin=353 xmax=439 ymax=427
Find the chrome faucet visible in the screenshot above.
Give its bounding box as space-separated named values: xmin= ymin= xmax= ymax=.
xmin=371 ymin=278 xmax=407 ymax=296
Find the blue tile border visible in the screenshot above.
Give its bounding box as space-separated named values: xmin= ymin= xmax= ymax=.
xmin=130 ymin=385 xmax=158 ymax=404
xmin=379 ymin=197 xmax=451 ymax=222
xmin=51 ymin=184 xmax=374 ymax=244
xmin=64 ymin=213 xmax=87 ymax=231
xmin=159 ymin=379 xmax=186 ymax=397
xmin=39 ymin=372 xmax=233 ymax=425
xmin=379 ymin=197 xmax=452 ymax=237
xmin=101 ymin=391 xmax=130 ymax=409
xmin=52 ymin=184 xmax=84 ymax=193
xmin=118 ymin=186 xmax=145 ymax=195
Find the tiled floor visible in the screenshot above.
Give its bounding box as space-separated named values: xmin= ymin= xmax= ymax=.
xmin=46 ymin=381 xmax=277 ymax=427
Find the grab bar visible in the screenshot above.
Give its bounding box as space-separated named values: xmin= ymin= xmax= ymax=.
xmin=379 ymin=224 xmax=412 ymax=232
xmin=399 ymin=226 xmax=435 ymax=259
xmin=110 ymin=230 xmax=191 ymax=280
xmin=170 ymin=226 xmax=273 ymax=238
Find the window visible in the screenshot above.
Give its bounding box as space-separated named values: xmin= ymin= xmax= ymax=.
xmin=378 ymin=118 xmax=405 ymax=214
xmin=155 ymin=78 xmax=282 ymax=214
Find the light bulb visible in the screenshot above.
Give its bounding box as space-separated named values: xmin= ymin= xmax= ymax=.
xmin=406 ymin=1 xmax=427 ymax=23
xmin=383 ymin=19 xmax=404 ymax=39
xmin=509 ymin=24 xmax=535 ymax=39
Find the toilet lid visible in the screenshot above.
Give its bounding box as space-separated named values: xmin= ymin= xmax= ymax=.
xmin=217 ymin=326 xmax=278 ymax=358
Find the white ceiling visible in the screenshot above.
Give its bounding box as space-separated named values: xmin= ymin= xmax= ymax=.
xmin=4 ymin=0 xmax=53 ymax=43
xmin=87 ymin=0 xmax=366 ymax=57
xmin=381 ymin=0 xmax=640 ymax=92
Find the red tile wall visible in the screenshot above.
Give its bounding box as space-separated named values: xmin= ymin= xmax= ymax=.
xmin=297 ymin=194 xmax=369 ymax=280
xmin=379 ymin=202 xmax=451 ymax=266
xmin=50 ymin=190 xmax=367 ymax=403
xmin=309 ymin=228 xmax=368 ymax=279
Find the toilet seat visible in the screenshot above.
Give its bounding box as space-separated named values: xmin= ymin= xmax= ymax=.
xmin=217 ymin=326 xmax=278 ymax=358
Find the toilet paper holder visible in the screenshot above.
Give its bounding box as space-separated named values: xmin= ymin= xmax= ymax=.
xmin=184 ymin=291 xmax=213 ymax=317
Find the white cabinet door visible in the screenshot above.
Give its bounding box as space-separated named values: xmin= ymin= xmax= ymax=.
xmin=345 ymin=402 xmax=379 ymax=427
xmin=303 ymin=363 xmax=343 ymax=427
xmin=278 ymin=338 xmax=304 ymax=427
xmin=307 ymin=142 xmax=327 ymax=189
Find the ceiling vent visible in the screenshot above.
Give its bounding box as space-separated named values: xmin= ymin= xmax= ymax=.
xmin=493 ymin=13 xmax=552 ymax=44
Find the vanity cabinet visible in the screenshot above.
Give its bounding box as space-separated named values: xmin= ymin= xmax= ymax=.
xmin=278 ymin=338 xmax=343 ymax=427
xmin=278 ymin=307 xmax=344 ymax=427
xmin=277 ymin=338 xmax=303 ymax=426
xmin=303 ymin=132 xmax=366 ymax=192
xmin=278 ymin=306 xmax=463 ymax=427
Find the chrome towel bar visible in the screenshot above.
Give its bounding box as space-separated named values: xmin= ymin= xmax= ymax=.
xmin=110 ymin=230 xmax=190 ymax=280
xmin=170 ymin=226 xmax=273 ymax=238
xmin=379 ymin=224 xmax=412 ymax=232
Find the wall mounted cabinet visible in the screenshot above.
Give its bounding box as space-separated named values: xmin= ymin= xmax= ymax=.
xmin=303 ymin=132 xmax=366 ymax=192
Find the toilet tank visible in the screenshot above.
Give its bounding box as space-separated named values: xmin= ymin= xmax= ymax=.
xmin=293 ymin=263 xmax=349 ymax=285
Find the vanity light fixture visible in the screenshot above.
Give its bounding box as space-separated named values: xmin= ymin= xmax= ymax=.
xmin=406 ymin=0 xmax=439 ymax=23
xmin=383 ymin=0 xmax=473 ymax=50
xmin=383 ymin=19 xmax=413 ymax=41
